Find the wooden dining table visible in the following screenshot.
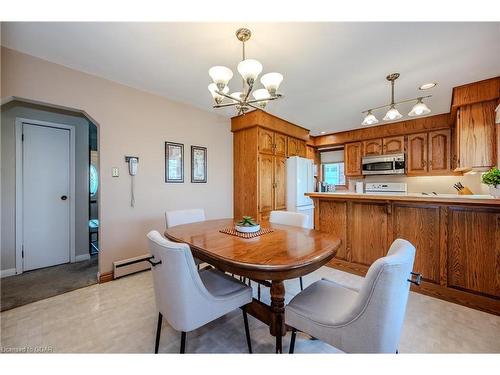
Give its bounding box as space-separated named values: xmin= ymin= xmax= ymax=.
xmin=164 ymin=218 xmax=341 ymax=353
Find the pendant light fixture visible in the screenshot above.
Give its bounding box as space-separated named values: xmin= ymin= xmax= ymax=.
xmin=207 ymin=28 xmax=284 ymax=115
xmin=361 ymin=73 xmax=432 ymax=125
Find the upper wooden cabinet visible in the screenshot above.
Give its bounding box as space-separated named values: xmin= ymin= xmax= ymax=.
xmin=407 ymin=133 xmax=428 ymax=175
xmin=275 ymin=133 xmax=287 ymax=157
xmin=287 ymin=137 xmax=307 ymax=157
xmin=362 ymin=139 xmax=382 ymax=156
xmin=383 ymin=135 xmax=405 ymax=154
xmin=258 ymin=128 xmax=275 ymax=154
xmin=428 ymin=129 xmax=451 ymax=174
xmin=296 ymin=139 xmax=307 ymax=157
xmin=455 ymin=100 xmax=497 ymax=170
xmin=344 ymin=142 xmax=363 ymax=176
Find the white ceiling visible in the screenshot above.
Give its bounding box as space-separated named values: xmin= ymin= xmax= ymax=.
xmin=2 ymin=22 xmax=499 ymax=134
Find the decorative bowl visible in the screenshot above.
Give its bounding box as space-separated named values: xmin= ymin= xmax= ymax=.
xmin=235 ymin=224 xmax=261 ymax=233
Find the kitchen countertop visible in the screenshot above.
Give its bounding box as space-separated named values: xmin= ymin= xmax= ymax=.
xmin=305 ymin=191 xmax=500 ymax=206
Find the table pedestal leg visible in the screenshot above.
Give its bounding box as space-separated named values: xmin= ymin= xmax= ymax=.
xmin=270 ymin=281 xmax=285 ymax=353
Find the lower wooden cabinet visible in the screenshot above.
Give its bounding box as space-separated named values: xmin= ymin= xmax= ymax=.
xmin=446 ymin=206 xmax=500 ymax=297
xmin=393 ymin=204 xmax=441 ymax=284
xmin=349 ymin=202 xmax=389 ymax=266
xmin=274 ymin=156 xmax=287 ymax=210
xmin=312 ymin=197 xmax=500 ymax=315
xmin=258 ymin=154 xmax=274 ymax=213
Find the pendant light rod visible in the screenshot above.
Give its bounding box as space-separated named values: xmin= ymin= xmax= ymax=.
xmin=361 ymin=95 xmax=432 ymax=114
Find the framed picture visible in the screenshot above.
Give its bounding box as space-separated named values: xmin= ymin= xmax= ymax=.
xmin=191 ymin=145 xmax=207 ymax=183
xmin=165 ymin=142 xmax=184 ymax=183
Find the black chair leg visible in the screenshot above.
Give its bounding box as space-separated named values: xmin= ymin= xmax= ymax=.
xmin=289 ymin=328 xmax=297 ymax=354
xmin=180 ymin=331 xmax=187 ymax=354
xmin=299 ymin=277 xmax=304 ymax=291
xmin=242 ymin=307 xmax=253 ymax=353
xmin=154 ymin=312 xmax=162 ymax=354
xmin=258 ymin=283 xmax=261 ymax=301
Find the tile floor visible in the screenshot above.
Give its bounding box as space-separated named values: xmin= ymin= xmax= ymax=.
xmin=1 ymin=267 xmax=499 ymax=353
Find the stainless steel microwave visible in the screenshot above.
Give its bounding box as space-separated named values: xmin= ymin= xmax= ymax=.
xmin=362 ymin=153 xmax=405 ymax=175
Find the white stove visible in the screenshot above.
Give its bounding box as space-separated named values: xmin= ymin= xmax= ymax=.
xmin=365 ymin=182 xmax=408 ymax=194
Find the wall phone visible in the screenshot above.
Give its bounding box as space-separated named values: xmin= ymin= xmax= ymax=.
xmin=125 ymin=156 xmax=139 ymax=207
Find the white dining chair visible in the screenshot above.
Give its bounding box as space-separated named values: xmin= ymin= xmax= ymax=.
xmin=165 ymin=208 xmax=206 ymax=268
xmin=269 ymin=210 xmax=308 ymax=291
xmin=286 ymin=239 xmax=417 ymax=354
xmin=147 ymin=230 xmax=253 ymax=353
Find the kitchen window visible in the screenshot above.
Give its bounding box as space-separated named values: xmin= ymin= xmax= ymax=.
xmin=322 ymin=162 xmax=346 ymax=186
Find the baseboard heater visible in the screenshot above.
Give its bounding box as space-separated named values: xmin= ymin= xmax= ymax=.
xmin=113 ymin=254 xmax=152 ymax=279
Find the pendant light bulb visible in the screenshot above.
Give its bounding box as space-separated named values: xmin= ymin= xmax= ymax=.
xmin=409 ymin=98 xmax=431 ymax=117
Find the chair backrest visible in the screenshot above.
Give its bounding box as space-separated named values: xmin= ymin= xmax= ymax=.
xmin=269 ymin=211 xmax=308 ymax=228
xmin=342 ymin=239 xmax=416 ymax=353
xmin=165 ymin=208 xmax=206 ymax=228
xmin=147 ymin=230 xmax=213 ymax=332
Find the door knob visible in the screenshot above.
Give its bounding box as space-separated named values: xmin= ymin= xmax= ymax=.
xmin=61 ymin=195 xmax=68 ymax=201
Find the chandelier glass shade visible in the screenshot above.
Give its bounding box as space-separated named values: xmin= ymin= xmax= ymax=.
xmin=362 ymin=73 xmax=432 ymax=125
xmin=208 ymin=28 xmax=284 ymax=115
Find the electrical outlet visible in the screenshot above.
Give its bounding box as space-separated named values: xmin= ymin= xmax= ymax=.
xmin=112 ymin=167 xmax=119 ymax=177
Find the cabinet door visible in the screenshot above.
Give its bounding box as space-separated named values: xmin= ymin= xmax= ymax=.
xmin=258 ymin=153 xmax=274 ymax=213
xmin=428 ymin=129 xmax=451 ymax=174
xmin=274 ymin=133 xmax=287 ymax=156
xmin=407 ymin=133 xmax=428 ymax=175
xmin=318 ymin=200 xmax=348 ymax=261
xmin=349 ymin=202 xmax=389 ymax=266
xmin=383 ymin=135 xmax=405 ymax=154
xmin=393 ymin=204 xmax=441 ymax=284
xmin=258 ymin=128 xmax=275 ymax=155
xmin=362 ymin=139 xmax=382 ymax=156
xmin=287 ymin=137 xmax=298 ymax=157
xmin=458 ymin=101 xmax=496 ymax=169
xmin=344 ymin=142 xmax=363 ymax=176
xmin=297 ymin=140 xmax=307 ymax=157
xmin=274 ymin=156 xmax=287 ymax=210
xmin=306 ymin=145 xmax=316 ymax=160
xmin=447 ymin=207 xmax=500 ymax=297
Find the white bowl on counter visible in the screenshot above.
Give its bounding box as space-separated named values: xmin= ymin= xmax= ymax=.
xmin=235 ymin=224 xmax=261 ymax=233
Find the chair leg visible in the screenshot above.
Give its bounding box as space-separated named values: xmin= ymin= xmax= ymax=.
xmin=258 ymin=283 xmax=261 ymax=301
xmin=289 ymin=328 xmax=297 ymax=354
xmin=242 ymin=307 xmax=253 ymax=353
xmin=154 ymin=312 xmax=162 ymax=354
xmin=299 ymin=277 xmax=304 ymax=291
xmin=180 ymin=331 xmax=187 ymax=354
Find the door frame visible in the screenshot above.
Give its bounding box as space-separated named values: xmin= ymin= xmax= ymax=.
xmin=15 ymin=118 xmax=76 ymax=274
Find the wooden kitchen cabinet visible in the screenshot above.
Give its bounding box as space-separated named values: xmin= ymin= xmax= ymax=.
xmin=274 ymin=133 xmax=287 ymax=157
xmin=274 ymin=156 xmax=287 ymax=210
xmin=288 ymin=137 xmax=307 ymax=157
xmin=428 ymin=129 xmax=451 ymax=174
xmin=297 ymin=139 xmax=307 ymax=157
xmin=393 ymin=204 xmax=441 ymax=284
xmin=455 ymin=101 xmax=497 ymax=170
xmin=407 ymin=133 xmax=428 ymax=175
xmin=258 ymin=128 xmax=275 ymax=154
xmin=382 ymin=135 xmax=405 ymax=154
xmin=362 ymin=139 xmax=382 ymax=156
xmin=258 ymin=153 xmax=274 ymax=214
xmin=344 ymin=142 xmax=363 ymax=176
xmin=446 ymin=206 xmax=500 ymax=298
xmin=316 ymin=200 xmax=348 ymax=260
xmin=349 ymin=201 xmax=389 ymax=266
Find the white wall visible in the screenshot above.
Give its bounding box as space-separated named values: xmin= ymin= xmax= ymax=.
xmin=1 ymin=47 xmax=233 ymax=275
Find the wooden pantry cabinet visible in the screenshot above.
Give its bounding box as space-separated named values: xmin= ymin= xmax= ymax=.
xmin=232 ymin=110 xmax=311 ymax=224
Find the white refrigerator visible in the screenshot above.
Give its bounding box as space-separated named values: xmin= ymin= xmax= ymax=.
xmin=286 ymin=156 xmax=315 ymax=228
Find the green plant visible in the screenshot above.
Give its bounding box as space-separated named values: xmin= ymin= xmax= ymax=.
xmin=236 ymin=216 xmax=258 ymax=227
xmin=482 ymin=167 xmax=500 ymax=187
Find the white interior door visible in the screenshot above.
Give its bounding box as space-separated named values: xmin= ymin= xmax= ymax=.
xmin=22 ymin=123 xmax=71 ymax=271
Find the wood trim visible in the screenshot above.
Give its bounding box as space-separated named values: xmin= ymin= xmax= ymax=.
xmin=99 ymin=271 xmax=114 ymax=283
xmin=231 ymin=109 xmax=310 ymax=141
xmin=313 ymin=113 xmax=450 ymax=147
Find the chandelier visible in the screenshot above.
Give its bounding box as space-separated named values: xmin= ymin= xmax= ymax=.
xmin=361 ymin=73 xmax=432 ymax=126
xmin=208 ymin=28 xmax=284 ymax=115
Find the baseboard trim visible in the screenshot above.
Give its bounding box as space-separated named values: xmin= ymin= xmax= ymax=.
xmin=0 ymin=268 xmax=17 ymax=278
xmin=75 ymin=254 xmax=91 ymax=262
xmin=98 ymin=271 xmax=114 ymax=283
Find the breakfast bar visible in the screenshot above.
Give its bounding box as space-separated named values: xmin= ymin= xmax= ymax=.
xmin=306 ymin=192 xmax=500 ymax=315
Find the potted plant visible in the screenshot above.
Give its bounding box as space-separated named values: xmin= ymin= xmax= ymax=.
xmin=482 ymin=167 xmax=500 ymax=198
xmin=235 ymin=216 xmax=260 ymax=233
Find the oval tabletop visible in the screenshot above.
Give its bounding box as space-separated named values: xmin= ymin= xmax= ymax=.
xmin=164 ymin=218 xmax=341 ymax=280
